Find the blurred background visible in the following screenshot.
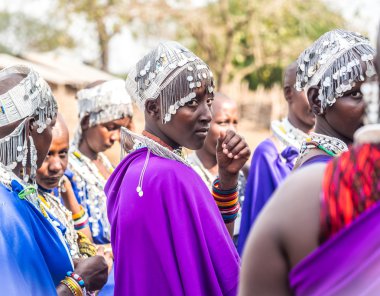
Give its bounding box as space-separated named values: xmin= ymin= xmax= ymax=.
xmin=0 ymin=0 xmax=379 ymax=163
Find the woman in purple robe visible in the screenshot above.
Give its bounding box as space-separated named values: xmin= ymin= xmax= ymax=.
xmin=105 ymin=41 xmax=250 ymax=295
xmin=239 ymin=29 xmax=378 ymax=295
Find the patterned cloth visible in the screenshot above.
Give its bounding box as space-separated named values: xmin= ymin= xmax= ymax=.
xmin=320 ymin=143 xmax=380 ymax=243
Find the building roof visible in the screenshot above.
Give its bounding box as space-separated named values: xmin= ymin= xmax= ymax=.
xmin=0 ymin=52 xmax=117 ymax=89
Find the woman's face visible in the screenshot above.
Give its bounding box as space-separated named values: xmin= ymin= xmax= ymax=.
xmin=324 ymin=82 xmax=365 ymax=141
xmin=83 ymin=117 xmax=131 ymax=153
xmin=157 ymin=85 xmax=213 ymax=150
xmin=203 ymin=98 xmax=238 ymax=156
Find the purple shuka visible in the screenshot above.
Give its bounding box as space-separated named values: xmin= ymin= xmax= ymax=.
xmin=299 ymin=154 xmax=333 ymax=167
xmin=105 ymin=148 xmax=240 ymax=296
xmin=289 ymin=200 xmax=380 ymax=295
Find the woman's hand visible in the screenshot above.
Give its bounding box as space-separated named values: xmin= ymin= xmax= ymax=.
xmin=216 ymin=129 xmax=250 ymax=190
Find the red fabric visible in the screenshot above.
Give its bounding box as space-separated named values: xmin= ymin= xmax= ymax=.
xmin=321 ymin=143 xmax=380 ymax=242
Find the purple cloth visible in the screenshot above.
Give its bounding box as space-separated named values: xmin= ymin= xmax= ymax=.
xmin=289 ymin=200 xmax=380 ymax=295
xmin=237 ymin=139 xmax=298 ymax=255
xmin=105 ymin=148 xmax=240 ymax=296
xmin=299 ymin=154 xmax=333 ymax=167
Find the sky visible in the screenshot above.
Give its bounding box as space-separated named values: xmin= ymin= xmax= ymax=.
xmin=1 ymin=0 xmax=380 ymax=74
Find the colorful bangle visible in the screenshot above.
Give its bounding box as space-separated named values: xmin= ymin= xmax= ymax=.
xmin=73 ymin=206 xmax=90 ymax=230
xmin=61 ymin=276 xmax=83 ymax=296
xmin=212 ymin=178 xmax=240 ymax=223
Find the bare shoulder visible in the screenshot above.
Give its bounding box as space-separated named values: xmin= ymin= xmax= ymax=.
xmin=239 ymin=163 xmax=326 ymax=295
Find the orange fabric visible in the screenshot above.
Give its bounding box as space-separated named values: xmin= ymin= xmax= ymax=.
xmin=321 ymin=143 xmax=380 ymax=243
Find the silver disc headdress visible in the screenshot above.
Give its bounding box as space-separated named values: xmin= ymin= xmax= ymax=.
xmin=72 ymin=79 xmax=133 ymax=147
xmin=0 ymin=65 xmax=58 ymax=182
xmin=296 ymin=29 xmax=376 ymax=112
xmin=125 ymin=41 xmax=214 ymax=123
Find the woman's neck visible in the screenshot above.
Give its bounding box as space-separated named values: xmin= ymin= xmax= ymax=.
xmin=144 ymin=126 xmax=180 ymax=150
xmin=314 ymin=117 xmax=352 ymax=145
xmin=195 ymin=149 xmax=218 ymax=176
xmin=78 ymin=138 xmax=98 ymax=160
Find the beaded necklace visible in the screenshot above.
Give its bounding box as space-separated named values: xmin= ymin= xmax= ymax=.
xmin=122 ymin=128 xmax=188 ymax=166
xmin=68 ymin=150 xmax=112 ymax=241
xmin=271 ymin=118 xmax=308 ymax=150
xmin=38 ymin=189 xmax=81 ymax=259
xmin=299 ymin=132 xmax=348 ymax=158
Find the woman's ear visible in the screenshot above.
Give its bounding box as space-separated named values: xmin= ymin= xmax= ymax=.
xmin=145 ymin=100 xmax=161 ymax=120
xmin=27 ymin=117 xmax=35 ymax=134
xmin=80 ymin=115 xmax=90 ymax=131
xmin=307 ymin=87 xmax=324 ymax=115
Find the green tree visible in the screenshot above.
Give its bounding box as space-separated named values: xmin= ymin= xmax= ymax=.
xmin=171 ymin=0 xmax=345 ymax=90
xmin=0 ymin=11 xmax=75 ymax=54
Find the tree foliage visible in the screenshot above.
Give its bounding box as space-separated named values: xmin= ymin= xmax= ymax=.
xmin=0 ymin=11 xmax=75 ymax=54
xmin=169 ymin=0 xmax=345 ymax=90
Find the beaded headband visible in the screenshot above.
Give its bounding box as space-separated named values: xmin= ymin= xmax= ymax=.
xmin=125 ymin=41 xmax=214 ymax=123
xmin=0 ymin=65 xmax=57 ymax=181
xmin=296 ymin=29 xmax=376 ymax=111
xmin=73 ymin=79 xmax=133 ymax=147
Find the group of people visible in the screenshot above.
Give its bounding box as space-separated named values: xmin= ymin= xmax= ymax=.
xmin=0 ymin=21 xmax=379 ymax=296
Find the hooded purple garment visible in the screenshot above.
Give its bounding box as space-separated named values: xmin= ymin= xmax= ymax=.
xmin=289 ymin=200 xmax=380 ymax=295
xmin=105 ymin=148 xmax=240 ymax=296
xmin=237 ymin=138 xmax=298 ymax=255
xmin=299 ymin=154 xmax=333 ymax=167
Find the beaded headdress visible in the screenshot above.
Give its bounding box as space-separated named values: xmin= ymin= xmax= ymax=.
xmin=296 ymin=29 xmax=376 ymax=111
xmin=0 ymin=65 xmax=57 ymax=182
xmin=73 ymin=79 xmax=133 ymax=146
xmin=125 ymin=41 xmax=214 ymax=123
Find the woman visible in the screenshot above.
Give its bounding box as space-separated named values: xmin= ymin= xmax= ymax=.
xmin=0 ymin=65 xmax=107 ymax=295
xmin=239 ymin=28 xmax=379 ymax=295
xmin=294 ymin=29 xmax=376 ymax=168
xmin=106 ymin=41 xmax=250 ymax=295
xmin=69 ymin=79 xmax=133 ymax=244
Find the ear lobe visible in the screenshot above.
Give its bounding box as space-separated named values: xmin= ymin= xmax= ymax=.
xmin=145 ymin=100 xmax=161 ymax=120
xmin=307 ymin=87 xmax=323 ymax=115
xmin=80 ymin=115 xmax=90 ymax=131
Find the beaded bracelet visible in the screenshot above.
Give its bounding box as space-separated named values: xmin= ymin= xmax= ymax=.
xmin=67 ymin=271 xmax=87 ymax=295
xmin=212 ymin=178 xmax=240 ymax=223
xmin=73 ymin=206 xmax=90 ymax=230
xmin=61 ymin=276 xmax=83 ymax=296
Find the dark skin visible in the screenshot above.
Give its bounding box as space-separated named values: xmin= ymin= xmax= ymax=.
xmin=79 ymin=115 xmax=132 ymax=179
xmin=36 ymin=113 xmax=93 ymax=240
xmin=284 ymin=62 xmax=315 ymax=134
xmin=296 ymin=80 xmax=366 ymax=167
xmin=145 ymin=85 xmax=250 ymax=236
xmin=195 ymin=93 xmax=249 ymax=178
xmin=239 ymin=29 xmax=380 ymax=296
xmin=0 ymin=75 xmax=108 ymax=295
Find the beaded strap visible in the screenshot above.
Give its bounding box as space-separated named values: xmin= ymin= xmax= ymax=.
xmin=212 ymin=178 xmax=240 ymax=223
xmin=73 ymin=206 xmax=90 ymax=230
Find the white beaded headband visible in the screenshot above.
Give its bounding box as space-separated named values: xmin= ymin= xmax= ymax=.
xmin=125 ymin=41 xmax=214 ymax=123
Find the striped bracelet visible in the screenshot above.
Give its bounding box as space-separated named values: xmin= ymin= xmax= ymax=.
xmin=212 ymin=178 xmax=240 ymax=223
xmin=73 ymin=206 xmax=89 ymax=230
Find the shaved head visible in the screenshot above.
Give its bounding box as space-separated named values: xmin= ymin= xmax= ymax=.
xmin=213 ymin=92 xmax=237 ymax=115
xmin=0 ymin=73 xmax=25 ymax=95
xmin=53 ymin=113 xmax=69 ymax=142
xmin=283 ymin=61 xmax=298 ymax=89
xmin=0 ymin=73 xmax=26 ymax=137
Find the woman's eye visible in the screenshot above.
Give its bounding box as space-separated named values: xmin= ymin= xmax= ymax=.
xmin=186 ymin=100 xmax=198 ymax=107
xmin=207 ymin=98 xmax=214 ymax=106
xmin=351 ymin=91 xmax=362 ymax=99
